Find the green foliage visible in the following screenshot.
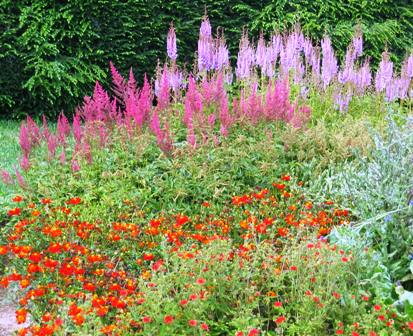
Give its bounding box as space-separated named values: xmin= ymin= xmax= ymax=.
xmin=311 ymin=113 xmax=413 ymax=281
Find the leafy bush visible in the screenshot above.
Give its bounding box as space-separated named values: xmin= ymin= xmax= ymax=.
xmin=310 ymin=113 xmax=413 ymax=281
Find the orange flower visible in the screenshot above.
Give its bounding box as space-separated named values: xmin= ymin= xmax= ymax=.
xmin=8 ymin=208 xmax=21 ymax=216
xmin=15 ymin=308 xmax=27 ymax=324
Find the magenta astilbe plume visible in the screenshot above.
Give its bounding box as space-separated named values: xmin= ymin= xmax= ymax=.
xmin=201 ymin=79 xmax=213 ymax=106
xmin=14 ymin=166 xmax=26 ymax=189
xmin=98 ymin=125 xmax=107 ymax=147
xmin=47 ymin=134 xmax=58 ymax=160
xmin=19 ymin=123 xmax=31 ymax=157
xmin=218 ymin=90 xmax=232 ymax=136
xmin=72 ymin=113 xmax=83 ymax=145
xmin=150 ymin=109 xmax=162 ymax=140
xmin=187 ymin=125 xmax=196 ymax=148
xmin=138 ymin=74 xmax=152 ymax=124
xmin=42 ymin=115 xmax=50 ymax=140
xmin=1 ymin=170 xmax=13 ymax=185
xmin=125 ymin=85 xmax=139 ymax=128
xmin=183 ymin=75 xmax=202 ymax=127
xmin=127 ymin=68 xmax=137 ymax=96
xmin=20 ymin=154 xmax=31 ymax=172
xmin=375 ymin=52 xmax=393 ymax=93
xmin=321 ymin=36 xmax=338 ymax=88
xmin=26 ymin=116 xmax=40 ymax=146
xmin=109 ymin=61 xmax=127 ymax=101
xmin=167 ymin=23 xmax=178 ymax=61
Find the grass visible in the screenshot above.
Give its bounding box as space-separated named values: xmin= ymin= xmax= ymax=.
xmin=0 ymin=120 xmax=20 ymax=199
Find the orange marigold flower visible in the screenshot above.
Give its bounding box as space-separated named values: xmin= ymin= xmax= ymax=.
xmin=66 ymin=197 xmax=81 ymax=205
xmin=8 ymin=208 xmax=21 ymax=216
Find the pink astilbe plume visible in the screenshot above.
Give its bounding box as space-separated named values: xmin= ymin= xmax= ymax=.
xmin=151 ymin=110 xmax=173 ymax=154
xmin=1 ymin=169 xmax=13 ymax=185
xmin=19 ymin=123 xmax=31 ymax=157
xmin=109 ymin=61 xmax=127 ymax=102
xmin=290 ymin=105 xmax=312 ymax=128
xmin=83 ymin=142 xmax=93 ymax=165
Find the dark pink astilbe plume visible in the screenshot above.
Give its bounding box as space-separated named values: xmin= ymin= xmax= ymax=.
xmin=151 ymin=110 xmax=173 ymax=154
xmin=19 ymin=123 xmax=31 ymax=157
xmin=1 ymin=169 xmax=13 ymax=185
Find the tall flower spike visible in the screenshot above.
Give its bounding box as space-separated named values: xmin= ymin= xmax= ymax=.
xmin=167 ymin=23 xmax=178 ymax=61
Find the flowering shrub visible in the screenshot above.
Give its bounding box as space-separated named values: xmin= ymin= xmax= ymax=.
xmin=4 ymin=176 xmax=402 ymax=335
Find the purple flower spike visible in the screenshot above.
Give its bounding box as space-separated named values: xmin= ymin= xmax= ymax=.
xmin=167 ymin=23 xmax=178 ymax=61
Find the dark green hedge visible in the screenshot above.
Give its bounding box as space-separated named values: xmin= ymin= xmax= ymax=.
xmin=1 ymin=0 xmax=412 ymax=118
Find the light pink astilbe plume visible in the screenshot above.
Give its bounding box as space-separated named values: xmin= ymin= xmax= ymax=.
xmin=375 ymin=51 xmax=393 ymax=93
xmin=20 ymin=154 xmax=31 ymax=171
xmin=19 ymin=123 xmax=31 ymax=157
xmin=1 ymin=169 xmax=13 ymax=185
